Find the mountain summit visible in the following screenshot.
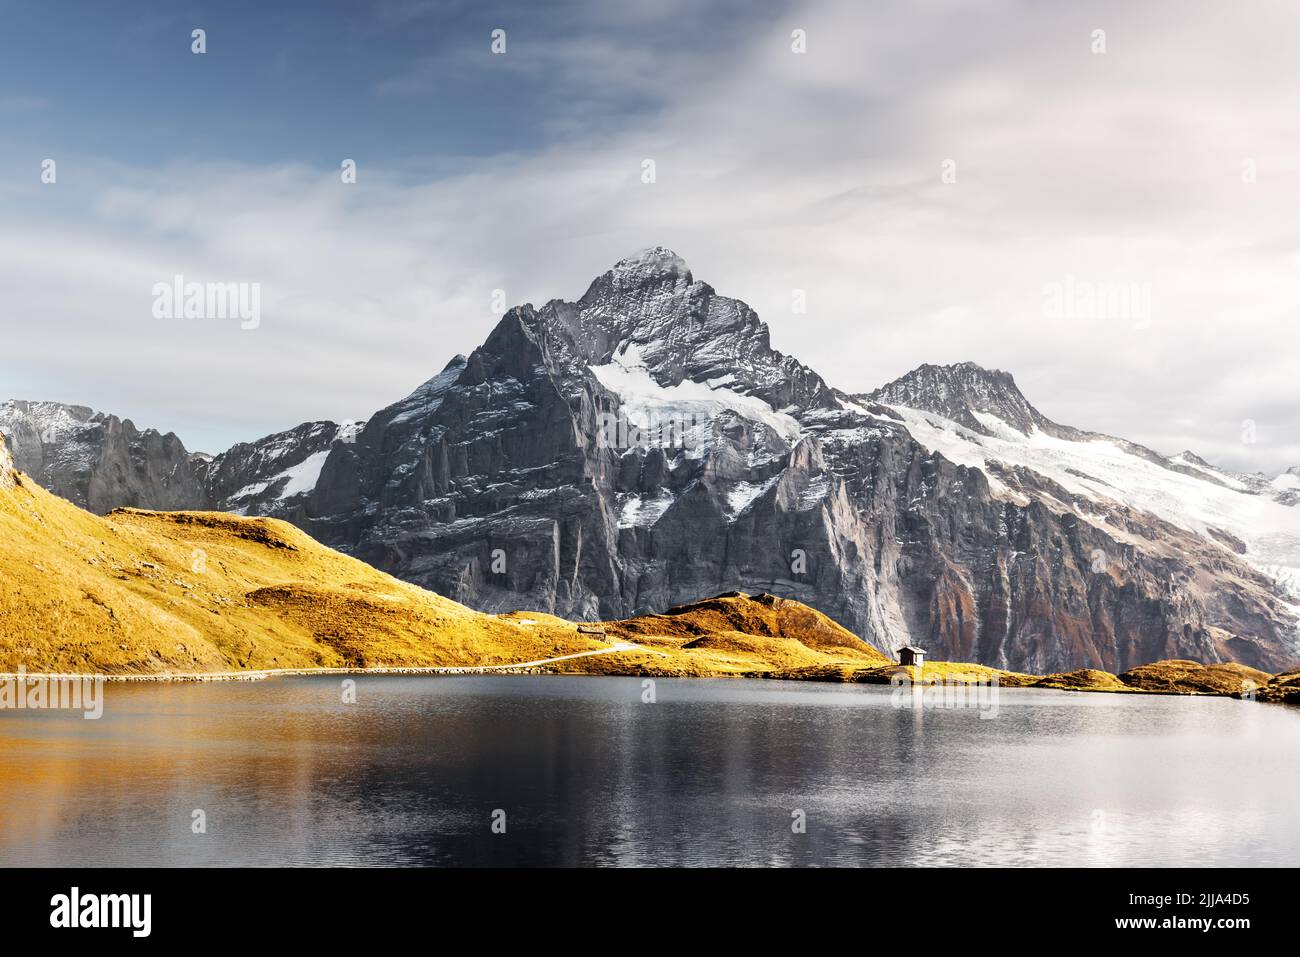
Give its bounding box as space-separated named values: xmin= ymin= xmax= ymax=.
xmin=604 ymin=245 xmax=693 ymax=288
xmin=867 ymin=362 xmax=1057 ymax=436
xmin=542 ymin=247 xmax=837 ymax=413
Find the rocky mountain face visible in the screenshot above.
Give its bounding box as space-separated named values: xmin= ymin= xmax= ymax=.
xmin=0 ymin=400 xmax=357 ymax=518
xmin=0 ymin=400 xmax=203 ymax=513
xmin=7 ymin=247 xmax=1299 ymax=673
xmin=296 ymin=248 xmax=1298 ymax=673
xmin=200 ymin=419 xmax=362 ymax=517
xmin=0 ymin=429 xmax=15 ymax=491
xmin=866 ymin=361 xmax=1055 ymax=437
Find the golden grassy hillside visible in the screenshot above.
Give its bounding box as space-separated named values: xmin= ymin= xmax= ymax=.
xmin=549 ymin=591 xmax=892 ymax=678
xmin=1258 ymin=669 xmax=1300 ymax=704
xmin=0 ymin=437 xmax=889 ymax=676
xmin=0 ymin=441 xmax=601 ymax=674
xmin=1118 ymin=659 xmax=1273 ymax=695
xmin=1032 ymin=669 xmax=1136 ymax=693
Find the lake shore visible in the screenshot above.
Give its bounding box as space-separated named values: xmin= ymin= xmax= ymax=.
xmin=2 ymin=653 xmax=1296 ymax=705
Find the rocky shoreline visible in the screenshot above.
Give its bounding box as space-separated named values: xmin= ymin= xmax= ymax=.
xmin=763 ymin=657 xmax=1299 ymax=703
xmin=8 ymin=655 xmax=1293 ymax=706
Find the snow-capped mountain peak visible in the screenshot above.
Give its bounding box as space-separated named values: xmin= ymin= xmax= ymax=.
xmin=865 ymin=361 xmax=1054 ymax=437
xmin=536 ymin=249 xmax=838 ymax=415
xmin=605 ymin=245 xmax=692 ymax=290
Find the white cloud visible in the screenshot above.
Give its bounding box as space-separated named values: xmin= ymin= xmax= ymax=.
xmin=1 ymin=0 xmax=1297 ymax=474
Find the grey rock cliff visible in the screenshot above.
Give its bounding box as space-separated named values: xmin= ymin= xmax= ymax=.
xmin=0 ymin=400 xmax=203 ymax=513
xmin=0 ymin=400 xmax=357 ymax=519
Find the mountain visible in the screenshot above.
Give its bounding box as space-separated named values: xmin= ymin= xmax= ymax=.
xmin=7 ymin=247 xmax=1300 ymax=674
xmin=4 ymin=427 xmax=1284 ymax=694
xmin=295 ymin=248 xmax=1299 ymax=673
xmin=0 ymin=430 xmax=889 ymax=676
xmin=1169 ymin=450 xmax=1300 ymax=505
xmin=301 ymin=248 xmax=844 ymax=623
xmin=0 ymin=401 xmax=359 ymax=518
xmin=865 ymin=361 xmax=1056 ymax=437
xmin=201 ymin=419 xmax=364 ymax=517
xmin=0 ymin=429 xmax=548 ymax=673
xmin=0 ymin=400 xmax=203 ymax=513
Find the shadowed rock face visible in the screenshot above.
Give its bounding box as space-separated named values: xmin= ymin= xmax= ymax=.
xmin=0 ymin=431 xmax=15 ymax=491
xmin=6 ymin=248 xmax=1299 ymax=673
xmin=0 ymin=400 xmax=203 ymax=513
xmin=0 ymin=401 xmax=354 ymax=519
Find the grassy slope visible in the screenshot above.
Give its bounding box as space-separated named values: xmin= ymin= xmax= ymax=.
xmin=550 ymin=592 xmax=891 ymax=677
xmin=1258 ymin=669 xmax=1300 ymax=704
xmin=0 ymin=447 xmax=892 ymax=676
xmin=0 ymin=457 xmax=604 ymax=672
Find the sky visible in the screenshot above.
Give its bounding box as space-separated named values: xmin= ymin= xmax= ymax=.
xmin=1 ymin=0 xmax=1297 ymax=473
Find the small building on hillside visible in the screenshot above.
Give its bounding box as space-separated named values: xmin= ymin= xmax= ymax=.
xmin=898 ymin=645 xmax=927 ymax=667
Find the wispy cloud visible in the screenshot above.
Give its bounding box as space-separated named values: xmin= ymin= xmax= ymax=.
xmin=1 ymin=0 xmax=1297 ymax=475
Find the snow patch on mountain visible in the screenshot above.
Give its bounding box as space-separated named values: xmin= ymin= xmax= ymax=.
xmin=1169 ymin=451 xmax=1253 ymax=491
xmin=276 ymin=449 xmax=331 ymax=498
xmin=1273 ymin=469 xmax=1300 ymax=493
xmin=589 ymin=342 xmax=802 ymax=443
xmin=726 ymin=476 xmax=781 ymax=514
xmin=617 ymin=489 xmax=677 ymax=528
xmin=884 ymin=403 xmax=1300 ymax=593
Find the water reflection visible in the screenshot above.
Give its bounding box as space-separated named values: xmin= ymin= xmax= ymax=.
xmin=0 ymin=676 xmax=1295 ymax=866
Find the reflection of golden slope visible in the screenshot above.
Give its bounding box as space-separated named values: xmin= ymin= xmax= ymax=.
xmin=0 ymin=438 xmax=889 ymax=676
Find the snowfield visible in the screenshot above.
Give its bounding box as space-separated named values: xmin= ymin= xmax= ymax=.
xmin=883 ymin=403 xmax=1300 ymax=598
xmin=589 ymin=342 xmax=802 ymax=445
xmin=585 ymin=343 xmax=1300 ymax=604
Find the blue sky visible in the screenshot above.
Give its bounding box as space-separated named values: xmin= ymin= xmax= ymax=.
xmin=2 ymin=0 xmax=1298 ymax=473
xmin=1 ymin=0 xmax=750 ymax=165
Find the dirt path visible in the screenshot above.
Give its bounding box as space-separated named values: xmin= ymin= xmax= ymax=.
xmin=0 ymin=638 xmax=669 ymax=682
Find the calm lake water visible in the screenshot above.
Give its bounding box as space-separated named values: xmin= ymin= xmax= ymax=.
xmin=1 ymin=675 xmax=1297 ymax=867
